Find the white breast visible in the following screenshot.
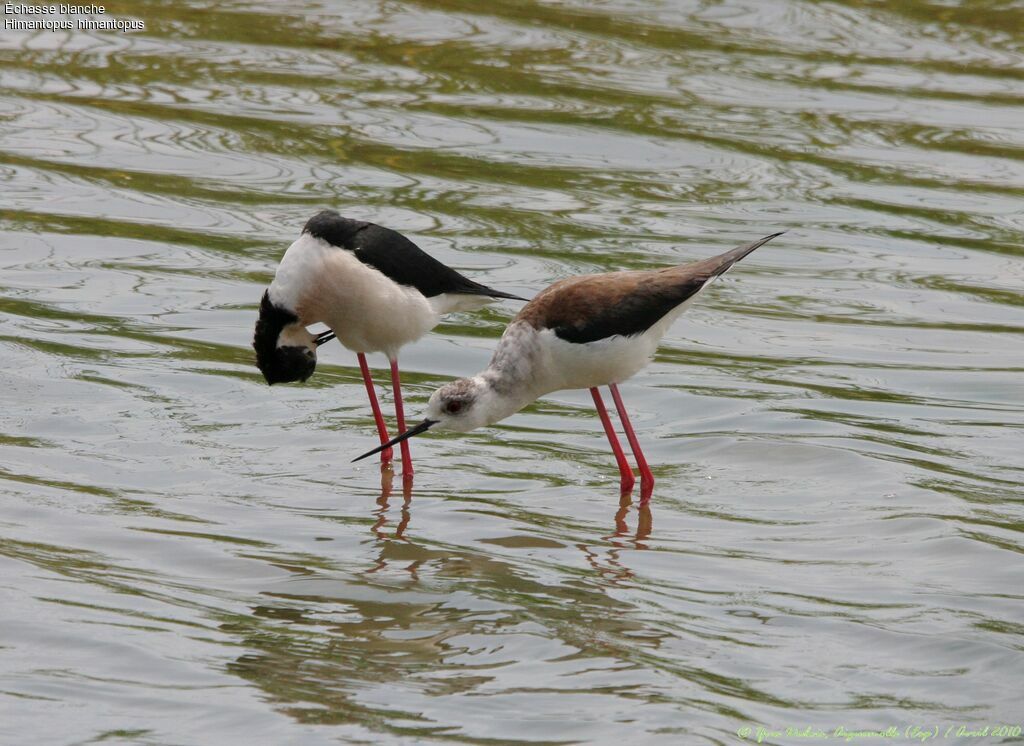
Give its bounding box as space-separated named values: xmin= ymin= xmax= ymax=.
xmin=268 ymin=234 xmax=440 ymax=359
xmin=532 ymin=287 xmax=709 ymax=393
xmin=535 ymin=329 xmax=657 ymax=392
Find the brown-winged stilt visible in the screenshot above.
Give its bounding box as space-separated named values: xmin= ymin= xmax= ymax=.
xmin=353 ymin=232 xmax=783 ymax=500
xmin=254 ymin=210 xmax=525 ymax=478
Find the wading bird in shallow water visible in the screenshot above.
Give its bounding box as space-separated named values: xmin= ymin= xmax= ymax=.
xmin=254 ymin=210 xmax=525 ymax=478
xmin=354 ymin=232 xmax=783 ymax=501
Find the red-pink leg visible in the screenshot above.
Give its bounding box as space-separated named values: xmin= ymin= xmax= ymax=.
xmin=389 ymin=358 xmax=413 ymax=480
xmin=591 ymin=387 xmax=635 ymax=494
xmin=609 ymin=383 xmax=654 ymax=502
xmin=357 ymin=353 xmax=392 ymax=464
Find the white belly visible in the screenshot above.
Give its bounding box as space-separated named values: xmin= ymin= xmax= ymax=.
xmin=532 ymin=295 xmax=699 ymax=394
xmin=269 ymin=234 xmax=441 ymax=358
xmin=537 ymin=328 xmax=658 ymax=392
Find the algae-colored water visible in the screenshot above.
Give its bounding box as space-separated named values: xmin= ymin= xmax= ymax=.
xmin=1 ymin=1 xmax=1022 ymax=743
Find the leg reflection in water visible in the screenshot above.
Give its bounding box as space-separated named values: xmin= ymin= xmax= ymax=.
xmin=364 ymin=468 xmax=420 ymax=577
xmin=577 ymin=494 xmax=653 ymax=582
xmin=611 ymin=491 xmax=652 ymax=545
xmin=371 ymin=466 xmax=413 ymax=541
xmin=363 ymin=470 xmax=652 ymax=579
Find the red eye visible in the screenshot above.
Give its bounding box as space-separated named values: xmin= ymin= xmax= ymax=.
xmin=446 ymin=400 xmax=463 ymax=414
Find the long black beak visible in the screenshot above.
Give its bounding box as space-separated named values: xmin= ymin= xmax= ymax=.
xmin=353 ymin=419 xmax=437 ymax=463
xmin=314 ymin=330 xmax=335 ymax=346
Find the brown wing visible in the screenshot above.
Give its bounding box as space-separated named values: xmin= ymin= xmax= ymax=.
xmin=518 ymin=233 xmax=782 ymax=344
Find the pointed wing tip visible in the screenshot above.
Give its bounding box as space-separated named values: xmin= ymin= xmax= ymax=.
xmin=483 ymin=289 xmax=530 ymax=302
xmin=756 ymin=231 xmax=786 ymax=244
xmin=709 ymin=230 xmax=786 ymax=277
xmin=744 ymin=230 xmax=786 ymax=253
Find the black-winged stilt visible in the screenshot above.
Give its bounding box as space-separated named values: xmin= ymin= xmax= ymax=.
xmin=254 ymin=210 xmax=525 ymax=478
xmin=353 ymin=232 xmax=783 ymax=500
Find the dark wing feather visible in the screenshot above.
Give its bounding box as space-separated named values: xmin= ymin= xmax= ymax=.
xmin=303 ymin=211 xmax=525 ymax=301
xmin=537 ymin=273 xmax=707 ymax=344
xmin=521 ymin=232 xmax=783 ymax=344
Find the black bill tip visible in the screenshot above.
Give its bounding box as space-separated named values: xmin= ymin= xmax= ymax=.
xmin=353 ymin=419 xmax=437 ymax=463
xmin=314 ymin=330 xmax=336 ymax=346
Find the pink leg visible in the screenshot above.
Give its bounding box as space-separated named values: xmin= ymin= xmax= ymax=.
xmin=590 ymin=387 xmax=635 ymax=494
xmin=609 ymin=383 xmax=654 ymax=502
xmin=357 ymin=353 xmax=392 ymax=464
xmin=389 ymin=358 xmax=414 ymax=480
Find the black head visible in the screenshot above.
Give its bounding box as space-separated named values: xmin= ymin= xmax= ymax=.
xmin=303 ymin=210 xmax=368 ymax=248
xmin=253 ymin=291 xmax=318 ymax=385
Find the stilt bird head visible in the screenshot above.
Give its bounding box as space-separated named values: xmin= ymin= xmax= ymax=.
xmin=253 ymin=291 xmax=334 ymax=385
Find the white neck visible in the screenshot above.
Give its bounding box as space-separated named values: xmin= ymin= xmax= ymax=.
xmin=278 ymin=322 xmax=314 ymax=348
xmin=472 ymin=322 xmax=547 ymax=426
xmin=466 ymin=373 xmax=531 ymax=427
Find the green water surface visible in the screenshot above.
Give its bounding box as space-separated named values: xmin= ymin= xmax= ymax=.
xmin=1 ymin=1 xmax=1022 ymax=743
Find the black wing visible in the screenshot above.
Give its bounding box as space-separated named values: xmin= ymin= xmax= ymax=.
xmin=303 ymin=211 xmax=525 ymax=301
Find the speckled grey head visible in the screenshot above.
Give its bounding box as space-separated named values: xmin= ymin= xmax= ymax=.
xmin=352 ymin=374 xmax=519 ymax=463
xmin=352 ymin=364 xmax=539 ymax=463
xmin=423 ymin=377 xmax=494 ymax=433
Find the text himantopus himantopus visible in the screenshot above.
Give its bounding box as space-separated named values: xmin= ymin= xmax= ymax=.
xmin=254 ymin=210 xmax=525 ymax=477
xmin=353 ymin=232 xmax=783 ymax=500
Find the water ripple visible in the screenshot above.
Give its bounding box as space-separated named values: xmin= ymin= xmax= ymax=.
xmin=2 ymin=0 xmax=1023 ymax=742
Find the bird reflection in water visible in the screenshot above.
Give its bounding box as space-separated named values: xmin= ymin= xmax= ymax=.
xmin=370 ymin=465 xmax=412 ymax=541
xmin=363 ymin=467 xmax=422 ymax=577
xmin=367 ymin=465 xmax=653 ymax=583
xmin=576 ymin=493 xmax=653 ymax=582
xmin=611 ymin=492 xmax=653 ymax=544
